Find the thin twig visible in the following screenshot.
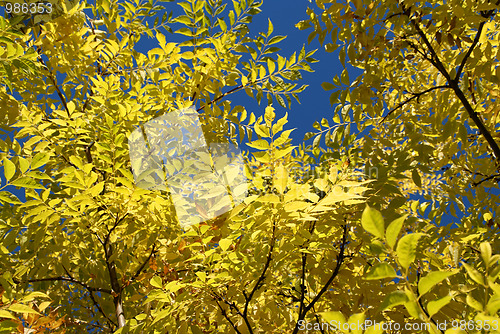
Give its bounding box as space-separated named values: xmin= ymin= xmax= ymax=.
xmin=399 ymin=4 xmax=500 ymax=161
xmin=213 ymin=295 xmax=242 ymax=334
xmin=454 ymin=21 xmax=487 ymax=83
xmin=243 ymin=220 xmax=276 ymax=319
xmin=18 ymin=276 xmax=111 ymax=294
xmin=473 ymin=173 xmax=500 ymax=187
xmin=121 ymin=244 xmax=157 ymax=290
xmin=292 ymin=223 xmax=349 ymax=334
xmin=380 ymin=85 xmax=450 ymax=123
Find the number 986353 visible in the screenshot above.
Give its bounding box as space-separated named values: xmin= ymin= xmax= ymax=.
xmin=4 ymin=2 xmax=52 ymax=15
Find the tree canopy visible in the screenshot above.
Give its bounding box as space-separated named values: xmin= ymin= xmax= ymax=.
xmin=1 ymin=0 xmax=500 ymax=333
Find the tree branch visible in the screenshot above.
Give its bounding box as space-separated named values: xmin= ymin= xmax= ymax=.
xmin=196 ymin=84 xmax=245 ymax=112
xmin=87 ymin=288 xmax=117 ymax=329
xmin=380 ymin=85 xmax=450 ymax=123
xmin=400 ymin=4 xmax=500 ymax=161
xmin=297 ymin=221 xmax=317 ymax=320
xmin=304 ymin=223 xmax=348 ymax=313
xmin=121 ymin=244 xmax=157 ymax=290
xmin=292 ymin=223 xmax=349 ymax=334
xmin=416 ymin=262 xmax=444 ymax=334
xmin=100 ymin=213 xmax=129 ymax=329
xmin=454 ymin=22 xmax=486 ymax=83
xmin=212 ymin=290 xmax=252 ymax=334
xmin=455 ymin=2 xmax=500 ymax=82
xmin=243 ymin=220 xmax=276 ymax=319
xmin=17 ymin=276 xmax=111 ymax=294
xmin=33 ymin=49 xmax=71 ymax=118
xmin=473 ymin=173 xmax=500 ymax=187
xmin=212 ymin=295 xmax=243 ymax=334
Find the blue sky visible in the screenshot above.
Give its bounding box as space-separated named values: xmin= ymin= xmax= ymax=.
xmin=135 ymin=0 xmax=345 ymax=146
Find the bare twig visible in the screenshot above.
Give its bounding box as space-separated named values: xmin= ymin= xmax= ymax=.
xmin=416 ymin=262 xmax=444 ymax=333
xmin=292 ymin=223 xmax=349 ymax=334
xmin=243 ymin=220 xmax=276 ymax=319
xmin=380 ymin=85 xmax=450 ymax=123
xmin=121 ymin=244 xmax=157 ymax=290
xmin=17 ymin=276 xmax=111 ymax=294
xmin=473 ymin=173 xmax=500 ymax=187
xmin=212 ymin=295 xmax=243 ymax=334
xmin=398 ymin=4 xmax=500 ymax=161
xmin=454 ymin=21 xmax=487 ymax=83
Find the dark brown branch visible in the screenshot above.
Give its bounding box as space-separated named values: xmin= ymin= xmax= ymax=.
xmin=100 ymin=213 xmax=129 ymax=329
xmin=292 ymin=223 xmax=349 ymax=334
xmin=17 ymin=276 xmax=111 ymax=294
xmin=87 ymin=289 xmax=117 ymax=329
xmin=380 ymin=85 xmax=450 ymax=123
xmin=312 ymin=305 xmax=326 ymax=334
xmin=104 ymin=241 xmax=126 ymax=328
xmin=416 ymin=262 xmax=444 ymax=334
xmin=196 ymin=84 xmax=244 ymax=112
xmin=454 ymin=21 xmax=486 ymax=83
xmin=297 ymin=221 xmax=317 ymax=320
xmin=473 ymin=173 xmax=500 ymax=187
xmin=121 ymin=244 xmax=157 ymax=290
xmin=400 ymin=4 xmax=500 ymax=161
xmin=104 ymin=213 xmax=128 ymax=247
xmin=451 ymin=83 xmax=500 ymax=161
xmin=243 ymin=220 xmax=276 ymax=319
xmin=213 ymin=290 xmax=251 ymax=334
xmin=304 ymin=223 xmax=348 ymax=313
xmin=62 ymin=265 xmax=116 ymax=328
xmin=85 ymin=141 xmax=96 ymax=164
xmin=298 ymin=250 xmax=307 ymax=318
xmin=33 ymin=50 xmax=71 ymax=118
xmin=408 ymin=14 xmax=452 ymax=82
xmin=213 ymin=295 xmax=243 ymax=334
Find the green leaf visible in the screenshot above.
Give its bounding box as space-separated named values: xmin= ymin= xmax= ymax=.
xmin=427 ymin=295 xmax=452 ymax=317
xmin=340 ymin=68 xmax=349 ymax=85
xmin=385 ymin=214 xmax=407 ymax=249
xmin=418 ymin=270 xmax=457 ymax=296
xmin=0 ymin=191 xmax=22 ymax=204
xmin=396 ymin=233 xmax=424 ymax=270
xmin=466 ymin=294 xmax=483 ymax=311
xmin=246 ymin=139 xmax=269 ymax=150
xmin=268 ymin=35 xmax=286 ymax=45
xmin=361 ymin=205 xmax=385 ymax=239
xmin=365 ymin=263 xmax=397 ymax=280
xmin=321 ymin=82 xmax=335 ymax=91
xmin=2 ymin=158 xmax=15 ymax=181
xmin=18 ymin=157 xmax=29 ymax=173
xmin=380 ymin=291 xmax=408 ymax=310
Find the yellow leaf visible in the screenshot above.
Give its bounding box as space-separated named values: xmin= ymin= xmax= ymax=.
xmin=3 ymin=158 xmax=15 ymax=181
xmin=264 ymin=106 xmax=275 ymax=126
xmin=254 ymin=122 xmax=270 ymax=138
xmin=219 ymin=239 xmax=232 ymax=251
xmin=8 ymin=303 xmax=41 ymax=315
xmin=274 ymin=163 xmax=288 ymax=194
xmin=0 ymin=310 xmax=16 ymax=320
